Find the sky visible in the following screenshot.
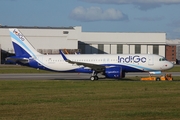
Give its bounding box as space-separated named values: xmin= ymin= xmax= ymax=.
xmin=0 ymin=0 xmax=180 ymax=39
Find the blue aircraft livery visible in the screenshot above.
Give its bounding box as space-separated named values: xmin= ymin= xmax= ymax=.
xmin=13 ymin=29 xmax=25 ymax=41
xmin=118 ymin=55 xmax=146 ymax=63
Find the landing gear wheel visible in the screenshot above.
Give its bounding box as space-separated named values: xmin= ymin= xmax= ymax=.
xmin=90 ymin=76 xmax=95 ymax=81
xmin=90 ymin=76 xmax=99 ymax=81
xmin=94 ymin=76 xmax=99 ymax=80
xmin=156 ymin=77 xmax=160 ymax=81
xmin=90 ymin=71 xmax=99 ymax=81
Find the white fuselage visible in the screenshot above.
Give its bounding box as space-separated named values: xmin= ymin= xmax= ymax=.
xmin=33 ymin=54 xmax=173 ymax=72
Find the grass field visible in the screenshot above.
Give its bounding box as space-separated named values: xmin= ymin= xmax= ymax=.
xmin=0 ymin=65 xmax=180 ymax=119
xmin=166 ymin=65 xmax=180 ymax=72
xmin=0 ymin=65 xmax=51 ymax=73
xmin=0 ymin=80 xmax=180 ymax=120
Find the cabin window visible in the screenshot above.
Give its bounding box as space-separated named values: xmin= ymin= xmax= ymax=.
xmin=159 ymin=58 xmax=166 ymax=61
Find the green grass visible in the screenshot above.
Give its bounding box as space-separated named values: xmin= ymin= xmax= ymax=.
xmin=0 ymin=65 xmax=180 ymax=119
xmin=0 ymin=80 xmax=180 ymax=120
xmin=166 ymin=65 xmax=180 ymax=72
xmin=0 ymin=65 xmax=52 ymax=73
xmin=127 ymin=76 xmax=180 ymax=81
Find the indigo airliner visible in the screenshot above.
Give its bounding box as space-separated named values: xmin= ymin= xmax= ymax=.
xmin=7 ymin=28 xmax=173 ymax=80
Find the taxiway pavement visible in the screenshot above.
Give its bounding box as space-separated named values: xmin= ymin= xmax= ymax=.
xmin=0 ymin=72 xmax=179 ymax=80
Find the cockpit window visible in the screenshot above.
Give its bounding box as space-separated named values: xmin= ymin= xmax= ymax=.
xmin=159 ymin=57 xmax=167 ymax=61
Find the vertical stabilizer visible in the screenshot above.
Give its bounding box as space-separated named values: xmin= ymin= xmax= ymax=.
xmin=9 ymin=28 xmax=41 ymax=58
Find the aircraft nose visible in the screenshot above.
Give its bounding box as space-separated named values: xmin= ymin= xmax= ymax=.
xmin=164 ymin=62 xmax=174 ymax=70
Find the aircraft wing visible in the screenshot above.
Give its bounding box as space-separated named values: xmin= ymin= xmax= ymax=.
xmin=60 ymin=51 xmax=105 ymax=72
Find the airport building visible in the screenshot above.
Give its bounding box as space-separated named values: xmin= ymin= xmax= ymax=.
xmin=166 ymin=40 xmax=180 ymax=64
xmin=0 ymin=26 xmax=176 ymax=64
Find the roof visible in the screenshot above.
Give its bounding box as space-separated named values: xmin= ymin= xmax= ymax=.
xmin=0 ymin=25 xmax=74 ymax=29
xmin=166 ymin=40 xmax=180 ymax=45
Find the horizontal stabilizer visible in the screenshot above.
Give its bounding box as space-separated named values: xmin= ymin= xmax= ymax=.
xmin=6 ymin=57 xmax=29 ymax=64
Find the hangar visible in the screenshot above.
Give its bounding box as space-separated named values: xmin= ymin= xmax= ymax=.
xmin=0 ymin=26 xmax=167 ymax=63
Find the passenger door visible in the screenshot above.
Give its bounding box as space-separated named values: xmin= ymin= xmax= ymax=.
xmin=148 ymin=55 xmax=154 ymax=65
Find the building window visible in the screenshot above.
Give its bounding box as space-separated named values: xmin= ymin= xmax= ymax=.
xmin=63 ymin=31 xmax=69 ymax=34
xmin=78 ymin=45 xmax=85 ymax=54
xmin=135 ymin=45 xmax=141 ymax=54
xmin=117 ymin=44 xmax=123 ymax=54
xmin=153 ymin=45 xmax=159 ymax=55
xmin=98 ymin=44 xmax=104 ymax=54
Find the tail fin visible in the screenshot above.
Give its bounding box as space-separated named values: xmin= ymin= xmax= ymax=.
xmin=9 ymin=28 xmax=41 ymax=58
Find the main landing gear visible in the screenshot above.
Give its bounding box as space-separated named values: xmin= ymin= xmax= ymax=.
xmin=90 ymin=71 xmax=99 ymax=81
xmin=90 ymin=76 xmax=99 ymax=81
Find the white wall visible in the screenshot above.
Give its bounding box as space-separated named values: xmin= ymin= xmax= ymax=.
xmin=130 ymin=45 xmax=135 ymax=54
xmin=0 ymin=27 xmax=166 ymax=56
xmin=141 ymin=45 xmax=147 ymax=54
xmin=104 ymin=45 xmax=110 ymax=54
xmin=110 ymin=44 xmax=116 ymax=54
xmin=159 ymin=45 xmax=165 ymax=56
xmin=81 ymin=32 xmax=166 ymax=44
xmin=123 ymin=45 xmax=129 ymax=54
xmin=0 ymin=27 xmax=79 ymax=53
xmin=147 ymin=45 xmax=153 ymax=54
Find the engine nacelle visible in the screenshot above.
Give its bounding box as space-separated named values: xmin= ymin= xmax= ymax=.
xmin=104 ymin=66 xmax=125 ymax=79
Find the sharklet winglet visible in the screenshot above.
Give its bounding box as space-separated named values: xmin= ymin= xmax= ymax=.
xmin=60 ymin=50 xmax=69 ymax=61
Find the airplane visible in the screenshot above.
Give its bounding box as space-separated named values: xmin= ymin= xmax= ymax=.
xmin=6 ymin=28 xmax=174 ymax=80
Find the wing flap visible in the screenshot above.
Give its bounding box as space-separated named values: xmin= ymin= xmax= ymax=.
xmin=68 ymin=60 xmax=105 ymax=72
